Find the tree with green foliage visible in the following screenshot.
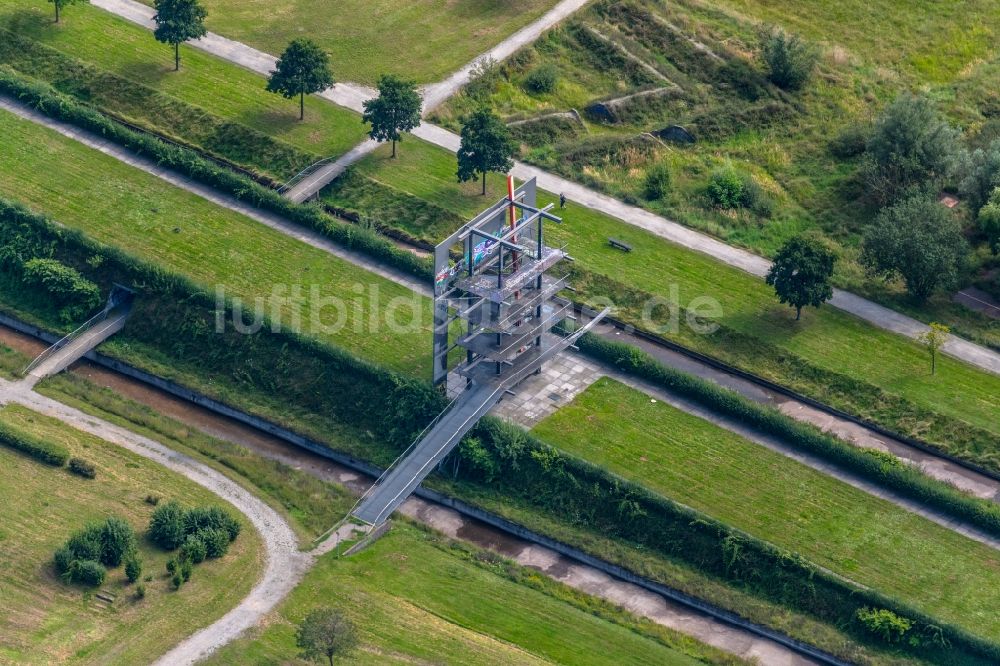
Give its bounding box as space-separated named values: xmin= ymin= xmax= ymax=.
xmin=957 ymin=139 xmax=1000 ymax=213
xmin=457 ymin=108 xmax=515 ymax=195
xmin=918 ymin=322 xmax=950 ymax=375
xmin=48 ymin=0 xmax=86 ymax=24
xmin=125 ymin=554 xmax=143 ymax=583
xmin=860 ymin=192 xmax=969 ymax=301
xmin=765 ymin=236 xmax=837 ymax=320
xmin=362 ymin=75 xmax=422 ymax=158
xmin=153 ymin=0 xmax=207 ymax=72
xmin=977 ymin=186 xmax=1000 ymax=254
xmin=149 ymin=500 xmax=186 ymax=550
xmin=99 ymin=516 xmax=137 ymax=567
xmin=266 ymin=39 xmax=334 ymax=120
xmin=863 ymin=94 xmax=960 ymax=205
xmin=296 ymin=608 xmax=357 ymax=666
xmin=760 ymin=28 xmax=817 ymax=91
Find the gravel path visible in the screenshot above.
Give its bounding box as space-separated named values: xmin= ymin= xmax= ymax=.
xmin=0 ymin=376 xmax=358 ymax=665
xmin=88 ymin=0 xmax=1000 ymax=376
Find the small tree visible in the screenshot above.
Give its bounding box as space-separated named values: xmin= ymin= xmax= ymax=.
xmin=765 ymin=236 xmax=837 ymax=320
xmin=296 ymin=608 xmax=358 ymax=666
xmin=362 ymin=75 xmax=422 ymax=158
xmin=761 ymin=28 xmax=817 ymax=91
xmin=125 ymin=554 xmax=143 ymax=583
xmin=977 ymin=186 xmax=1000 ymax=255
xmin=863 ymin=94 xmax=960 ymax=205
xmin=860 ymin=192 xmax=969 ymax=301
xmin=643 ymin=163 xmax=671 ymax=201
xmin=266 ymin=39 xmax=334 ymax=121
xmin=48 ymin=0 xmax=86 ymax=24
xmin=918 ymin=322 xmax=950 ymax=375
xmin=149 ymin=500 xmax=186 ymax=550
xmin=957 ymin=139 xmax=1000 ymax=214
xmin=99 ymin=516 xmax=137 ymax=567
xmin=456 ymin=107 xmax=515 ymax=195
xmin=153 ymin=0 xmax=207 ymax=72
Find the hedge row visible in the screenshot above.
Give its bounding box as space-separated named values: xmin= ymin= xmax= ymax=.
xmin=3 ymin=198 xmax=998 ymax=661
xmin=575 ymin=331 xmax=1000 ymax=539
xmin=458 ymin=417 xmax=1000 ymax=663
xmin=0 ymin=419 xmax=70 ymax=466
xmin=0 ymin=66 xmax=432 ymax=282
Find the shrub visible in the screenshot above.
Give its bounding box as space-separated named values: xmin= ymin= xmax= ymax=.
xmin=863 ymin=94 xmax=960 ymax=205
xmin=63 ymin=524 xmax=104 ymax=564
xmin=21 ymin=257 xmax=102 ymax=322
xmin=522 ymin=64 xmax=558 ymax=94
xmin=179 ymin=534 xmax=207 ymax=564
xmin=149 ymin=500 xmax=186 ymax=550
xmin=0 ymin=420 xmax=70 ymax=466
xmin=135 ymin=583 xmax=146 ymax=599
xmin=180 ymin=559 xmax=193 ymax=582
xmin=707 ymin=167 xmax=744 ymax=208
xmin=761 ymin=28 xmax=818 ymax=91
xmin=829 ymin=124 xmax=870 ymax=159
xmin=171 ymin=572 xmax=183 ymax=590
xmin=465 ymin=57 xmax=503 ymax=100
xmin=977 ymin=186 xmax=1000 ymax=254
xmin=98 ymin=516 xmax=137 ymax=567
xmin=183 ymin=506 xmax=240 ymax=542
xmin=166 ymin=557 xmax=177 ymax=575
xmin=861 ymin=191 xmax=969 ymax=301
xmin=957 ymin=139 xmax=1000 ymax=213
xmin=200 ymin=528 xmax=230 ymax=559
xmin=144 ymin=494 xmax=160 ymax=506
xmin=739 ymin=175 xmax=774 ymax=217
xmin=856 ymin=607 xmax=913 ymax=643
xmin=67 ymin=559 xmax=106 ymax=587
xmin=125 ymin=554 xmax=142 ymax=583
xmin=643 ymin=163 xmax=671 ymax=201
xmin=68 ymin=457 xmax=96 ymax=479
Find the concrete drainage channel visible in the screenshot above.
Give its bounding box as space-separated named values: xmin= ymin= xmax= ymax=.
xmin=0 ymin=317 xmax=840 ymax=665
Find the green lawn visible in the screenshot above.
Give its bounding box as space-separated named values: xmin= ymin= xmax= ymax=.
xmin=344 ymin=138 xmax=1000 ymax=439
xmin=132 ymin=0 xmax=561 ymax=85
xmin=1 ymin=1 xmax=366 ymax=165
xmin=533 ymin=378 xmax=1000 ymax=641
xmin=0 ymin=404 xmax=263 ymax=664
xmin=206 ymin=524 xmax=729 ymax=665
xmin=0 ymin=109 xmax=432 ymax=377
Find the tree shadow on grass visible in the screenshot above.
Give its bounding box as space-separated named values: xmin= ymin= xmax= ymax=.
xmin=237 ymin=107 xmax=302 ymax=137
xmin=1 ymin=9 xmax=54 ymax=40
xmin=719 ymin=303 xmax=812 ymax=347
xmin=115 ymin=60 xmax=173 ymax=88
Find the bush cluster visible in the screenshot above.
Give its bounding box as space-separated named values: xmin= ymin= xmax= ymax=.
xmin=21 ymin=258 xmax=101 ymax=323
xmin=53 ymin=517 xmax=137 ymax=587
xmin=0 ymin=67 xmax=432 ymax=283
xmin=706 ymin=167 xmax=773 ymax=217
xmin=68 ymin=457 xmax=97 ymax=479
xmin=149 ymin=501 xmax=239 ymax=555
xmin=0 ymin=420 xmax=69 ymax=466
xmin=522 ymin=64 xmax=559 ymax=94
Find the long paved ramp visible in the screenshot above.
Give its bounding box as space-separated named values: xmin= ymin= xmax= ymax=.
xmin=352 ymin=381 xmax=502 ymax=526
xmin=22 ymin=308 xmax=131 ymax=387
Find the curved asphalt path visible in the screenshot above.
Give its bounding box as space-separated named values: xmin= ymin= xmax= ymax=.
xmin=89 ymin=0 xmax=1000 ymax=376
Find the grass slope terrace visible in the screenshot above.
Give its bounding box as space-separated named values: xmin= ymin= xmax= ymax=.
xmin=0 ymin=404 xmax=262 ymax=664
xmin=0 ymin=108 xmax=431 ymax=377
xmin=534 ymin=378 xmax=1000 ymax=642
xmin=132 ymin=0 xmax=563 ymax=85
xmin=0 ymin=1 xmax=366 ymax=174
xmin=208 ymin=524 xmax=732 ymax=665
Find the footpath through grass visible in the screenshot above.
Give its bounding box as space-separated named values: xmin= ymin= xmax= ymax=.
xmin=0 ymin=109 xmax=431 ymax=377
xmin=133 ymin=0 xmax=561 ymax=85
xmin=206 ymin=523 xmax=731 ymax=666
xmin=0 ymin=1 xmax=366 ymax=171
xmin=343 ymin=139 xmax=1000 ymax=439
xmin=533 ymin=378 xmax=1000 ymax=642
xmin=0 ymin=403 xmax=262 ymax=665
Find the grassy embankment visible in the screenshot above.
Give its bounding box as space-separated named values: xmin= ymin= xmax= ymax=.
xmin=534 ymin=377 xmax=1000 ymax=641
xmin=0 ymin=403 xmax=262 ymax=664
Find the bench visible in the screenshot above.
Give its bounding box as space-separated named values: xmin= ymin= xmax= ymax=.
xmin=608 ymin=237 xmax=633 ymax=252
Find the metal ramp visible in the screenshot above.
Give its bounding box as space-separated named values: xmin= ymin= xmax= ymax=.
xmin=21 ymin=285 xmax=134 ymax=387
